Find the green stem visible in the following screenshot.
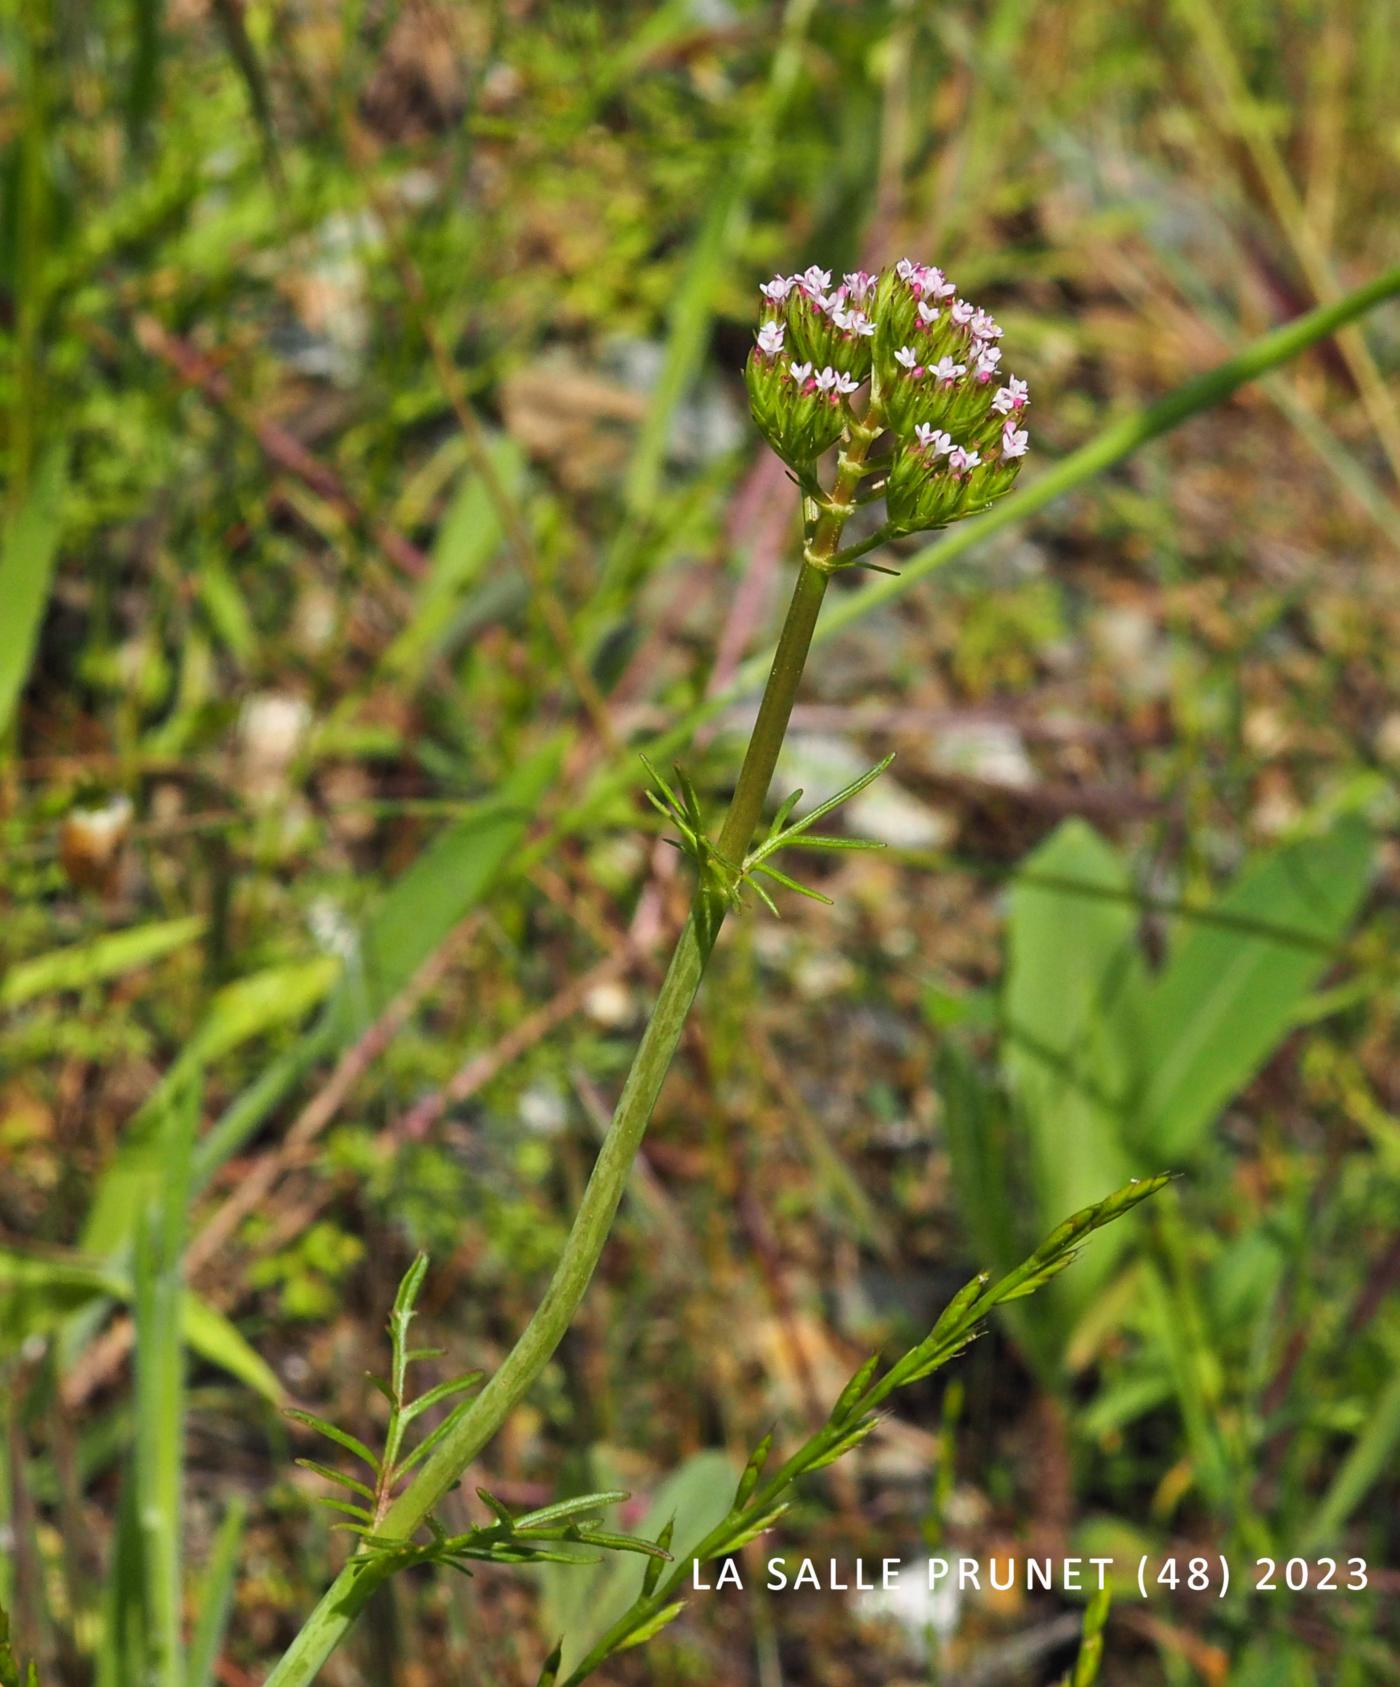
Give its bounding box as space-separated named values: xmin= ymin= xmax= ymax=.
xmin=261 ymin=418 xmax=885 ymax=1680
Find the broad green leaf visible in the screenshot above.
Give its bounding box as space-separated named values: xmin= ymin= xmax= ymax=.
xmin=0 ymin=1250 xmax=127 ymax=1352
xmin=0 ymin=1245 xmax=278 ymax=1401
xmin=1001 ymin=821 xmax=1148 ymax=1317
xmin=0 ymin=444 xmax=66 ymax=735
xmin=1133 ymin=816 xmax=1372 ymax=1159
xmin=1 ymin=917 xmax=204 ymax=1010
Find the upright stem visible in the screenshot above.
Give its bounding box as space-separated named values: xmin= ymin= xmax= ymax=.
xmin=262 ymin=412 xmax=884 ymax=1684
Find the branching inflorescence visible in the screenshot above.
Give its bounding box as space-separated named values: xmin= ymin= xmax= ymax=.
xmin=746 ymin=260 xmax=1030 ymax=553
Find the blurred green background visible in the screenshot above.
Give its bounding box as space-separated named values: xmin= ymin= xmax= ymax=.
xmin=2 ymin=1 xmax=1398 ymax=1682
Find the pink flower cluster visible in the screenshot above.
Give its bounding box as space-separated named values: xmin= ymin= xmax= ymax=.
xmin=746 ymin=258 xmax=1033 ymax=515
xmin=790 ymin=361 xmax=860 ymax=397
xmin=912 ymin=423 xmax=980 ymax=474
xmin=759 ymin=268 xmax=880 ymax=337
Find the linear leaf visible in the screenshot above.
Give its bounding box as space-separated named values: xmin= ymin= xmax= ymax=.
xmin=283 ymin=1411 xmax=381 ymax=1473
xmin=0 ymin=443 xmax=66 ymax=734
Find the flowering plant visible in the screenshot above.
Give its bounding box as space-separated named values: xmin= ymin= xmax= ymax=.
xmin=263 ymin=262 xmax=1171 ymax=1687
xmin=746 ymin=260 xmax=1030 ymax=551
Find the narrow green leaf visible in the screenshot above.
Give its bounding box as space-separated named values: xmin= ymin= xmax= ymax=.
xmin=311 ymin=1497 xmax=376 ymax=1525
xmin=0 ymin=443 xmax=66 ymax=735
xmin=642 ymin=1519 xmax=675 ymax=1598
xmin=734 ymin=1432 xmax=774 ymax=1508
xmin=380 ymin=435 xmax=526 ymax=678
xmin=0 ymin=917 xmax=204 ymax=1010
xmin=399 ymin=1371 xmax=484 ymax=1424
xmin=133 ymin=1078 xmax=196 ymax=1687
xmin=564 ymin=1529 xmax=671 ymax=1560
xmin=616 ymin=1602 xmax=685 ymax=1652
xmin=1300 ymin=1364 xmax=1400 ymax=1551
xmin=0 ymin=1249 xmax=128 ymax=1354
xmin=514 ymin=1492 xmax=629 ymax=1532
xmin=182 ymin=1294 xmax=282 ymax=1404
xmin=477 ymin=1486 xmax=516 ymax=1525
xmin=712 ymin=1503 xmax=792 ymax=1552
xmin=391 ymin=1254 xmax=430 ymax=1322
xmin=283 ymin=1411 xmax=381 ymax=1474
xmin=752 ymin=863 xmax=832 ymax=905
xmin=781 ymin=833 xmax=884 ymax=851
xmin=537 ymin=1639 xmax=565 ymax=1687
xmin=770 ymin=788 xmax=803 ymax=836
xmin=1071 ymin=1583 xmax=1112 ymax=1686
xmin=829 ymin=1353 xmax=880 ymax=1424
xmin=188 ymin=1496 xmax=248 ymax=1687
xmin=749 ymin=877 xmax=781 ymax=917
xmin=294 ymin=1461 xmax=376 ymax=1503
xmin=804 ymin=1419 xmax=878 ymax=1472
xmin=393 ymin=1393 xmax=476 ymax=1478
xmin=783 ymin=753 xmax=895 ymax=836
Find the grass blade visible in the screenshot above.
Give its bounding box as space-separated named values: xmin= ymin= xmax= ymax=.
xmin=0 ymin=443 xmax=66 ymax=736
xmin=187 ymin=1495 xmax=248 ymax=1687
xmin=133 ymin=1077 xmax=197 ymax=1687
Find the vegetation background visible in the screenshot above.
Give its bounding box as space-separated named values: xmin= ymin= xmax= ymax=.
xmin=1 ymin=0 xmax=1397 ymax=1682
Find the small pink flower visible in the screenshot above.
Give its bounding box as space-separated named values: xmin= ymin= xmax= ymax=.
xmin=924 ymin=267 xmax=956 ymax=300
xmin=971 ymin=309 xmax=1003 ymax=340
xmin=947 ymin=446 xmax=981 ymax=473
xmin=914 ymin=424 xmax=953 ymax=456
xmin=760 ymin=274 xmax=794 ymax=303
xmin=833 ymin=371 xmax=861 ymax=395
xmin=894 ymin=345 xmax=918 ymax=370
xmin=757 ymin=322 xmax=785 ymax=357
xmin=843 ymin=270 xmax=876 ymax=301
xmin=916 ymin=301 xmax=940 ymax=327
xmin=992 ymin=375 xmax=1029 ymax=414
xmin=950 ymin=298 xmax=976 ymax=326
xmin=833 ymin=306 xmax=875 ymax=337
xmin=800 ymin=264 xmax=832 ymax=293
xmin=1001 ymin=425 xmax=1029 ymax=459
xmin=789 ymin=360 xmax=813 ymax=384
xmin=813 ymin=366 xmax=840 ymax=392
xmin=931 ymin=356 xmax=966 ymax=384
xmin=973 ymin=346 xmax=1002 ymax=382
xmin=895 ymin=257 xmax=921 ymax=283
